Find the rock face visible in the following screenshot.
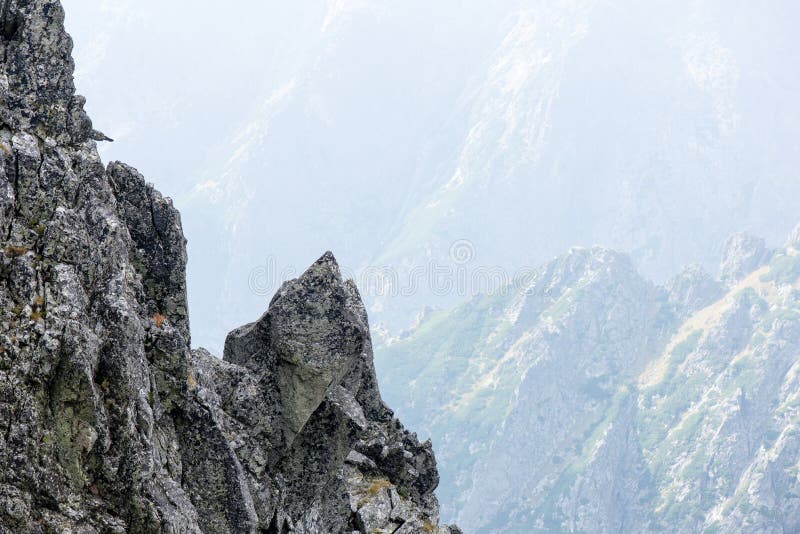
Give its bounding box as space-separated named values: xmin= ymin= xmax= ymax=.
xmin=378 ymin=231 xmax=800 ymax=532
xmin=0 ymin=1 xmax=456 ymax=532
xmin=718 ymin=232 xmax=773 ymax=285
xmin=666 ymin=264 xmax=724 ymax=316
xmin=378 ymin=247 xmax=676 ymax=530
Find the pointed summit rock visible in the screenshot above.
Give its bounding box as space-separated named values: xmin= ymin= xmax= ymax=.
xmin=0 ymin=2 xmax=457 ymax=532
xmin=224 ymin=251 xmax=369 ymax=451
xmin=719 ymin=232 xmax=772 ymax=284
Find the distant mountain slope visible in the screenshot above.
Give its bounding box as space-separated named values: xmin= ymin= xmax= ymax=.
xmin=372 ymin=0 xmax=800 ymax=329
xmin=376 ymin=225 xmax=800 ymax=532
xmin=63 ymin=0 xmax=800 ymax=352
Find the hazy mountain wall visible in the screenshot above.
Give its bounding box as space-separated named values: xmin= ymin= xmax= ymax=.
xmin=376 ymin=226 xmax=800 ymax=531
xmin=62 ymin=0 xmax=800 ymax=352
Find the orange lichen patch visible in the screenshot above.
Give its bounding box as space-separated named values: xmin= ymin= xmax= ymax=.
xmin=152 ymin=313 xmax=166 ymax=328
xmin=4 ymin=245 xmax=29 ymax=257
xmin=186 ymin=372 xmax=198 ymax=390
xmin=364 ymin=478 xmax=391 ymax=496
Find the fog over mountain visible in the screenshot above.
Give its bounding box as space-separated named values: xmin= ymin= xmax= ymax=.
xmin=378 ymin=227 xmax=800 ymax=531
xmin=59 ymin=1 xmax=800 ymax=531
xmin=64 ymin=0 xmax=800 ymax=351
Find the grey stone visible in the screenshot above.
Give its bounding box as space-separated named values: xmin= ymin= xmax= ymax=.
xmin=719 ymin=231 xmax=772 ymax=284
xmin=0 ymin=1 xmax=454 ymax=532
xmin=789 ymin=223 xmax=800 ymax=250
xmin=666 ymin=263 xmax=725 ymax=315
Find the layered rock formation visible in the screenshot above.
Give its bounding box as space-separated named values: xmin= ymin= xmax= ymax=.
xmin=0 ymin=1 xmax=456 ymax=532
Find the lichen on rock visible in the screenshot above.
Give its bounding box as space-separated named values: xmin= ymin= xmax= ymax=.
xmin=0 ymin=1 xmax=457 ymax=532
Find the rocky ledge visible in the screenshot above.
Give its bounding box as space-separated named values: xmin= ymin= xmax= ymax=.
xmin=0 ymin=0 xmax=457 ymax=532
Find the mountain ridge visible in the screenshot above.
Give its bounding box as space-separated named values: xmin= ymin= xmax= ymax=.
xmin=377 ymin=224 xmax=800 ymax=532
xmin=0 ymin=1 xmax=457 ymax=532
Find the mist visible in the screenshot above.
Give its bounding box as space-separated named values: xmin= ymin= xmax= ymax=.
xmin=62 ymin=1 xmax=800 ymax=531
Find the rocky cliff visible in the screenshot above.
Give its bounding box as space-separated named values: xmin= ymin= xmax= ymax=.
xmin=0 ymin=1 xmax=456 ymax=532
xmin=378 ymin=229 xmax=800 ymax=532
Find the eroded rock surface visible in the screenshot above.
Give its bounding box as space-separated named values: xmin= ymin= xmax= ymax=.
xmin=0 ymin=1 xmax=456 ymax=532
xmin=718 ymin=232 xmax=773 ymax=285
xmin=378 ymin=232 xmax=800 ymax=532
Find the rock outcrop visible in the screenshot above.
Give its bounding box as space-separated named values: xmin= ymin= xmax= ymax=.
xmin=378 ymin=229 xmax=800 ymax=532
xmin=0 ymin=1 xmax=456 ymax=532
xmin=666 ymin=263 xmax=724 ymax=316
xmin=718 ymin=232 xmax=773 ymax=285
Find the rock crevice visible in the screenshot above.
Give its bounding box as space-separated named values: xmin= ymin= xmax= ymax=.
xmin=0 ymin=1 xmax=457 ymax=532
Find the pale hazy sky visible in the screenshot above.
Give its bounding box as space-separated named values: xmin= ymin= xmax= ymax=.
xmin=63 ymin=0 xmax=800 ymax=352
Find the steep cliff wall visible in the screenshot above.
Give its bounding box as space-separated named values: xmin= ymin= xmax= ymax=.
xmin=0 ymin=1 xmax=457 ymax=532
xmin=378 ymin=231 xmax=800 ymax=532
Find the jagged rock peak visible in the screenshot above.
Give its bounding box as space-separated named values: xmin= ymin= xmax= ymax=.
xmin=719 ymin=231 xmax=772 ymax=284
xmin=0 ymin=0 xmax=108 ymax=143
xmin=788 ymin=222 xmax=800 ymax=250
xmin=0 ymin=1 xmax=457 ymax=532
xmin=666 ymin=263 xmax=724 ymax=316
xmin=521 ymin=246 xmax=639 ymax=293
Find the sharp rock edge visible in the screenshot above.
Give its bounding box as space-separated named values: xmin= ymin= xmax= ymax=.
xmin=0 ymin=1 xmax=460 ymax=532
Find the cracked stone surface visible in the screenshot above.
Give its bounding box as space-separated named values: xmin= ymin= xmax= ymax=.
xmin=0 ymin=1 xmax=458 ymax=532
